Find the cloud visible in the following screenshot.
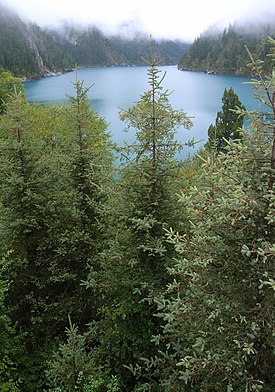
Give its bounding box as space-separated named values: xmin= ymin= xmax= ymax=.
xmin=3 ymin=0 xmax=275 ymax=41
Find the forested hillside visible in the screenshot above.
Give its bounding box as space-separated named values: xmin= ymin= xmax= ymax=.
xmin=0 ymin=3 xmax=189 ymax=78
xmin=0 ymin=36 xmax=274 ymax=391
xmin=178 ymin=21 xmax=275 ymax=74
xmin=0 ymin=4 xmax=73 ymax=76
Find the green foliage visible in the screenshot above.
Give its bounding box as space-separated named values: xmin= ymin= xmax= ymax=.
xmin=0 ymin=92 xmax=71 ymax=389
xmin=0 ymin=81 xmax=114 ymax=389
xmin=46 ymin=317 xmax=120 ymax=392
xmin=0 ymin=3 xmax=188 ymax=77
xmin=82 ymin=57 xmax=192 ymax=390
xmin=46 ymin=315 xmax=91 ymax=391
xmin=117 ymin=59 xmax=193 ymax=277
xmin=0 ymin=24 xmax=274 ymax=392
xmin=0 ymin=95 xmax=79 ymax=332
xmin=0 ymin=68 xmax=24 ymax=113
xmin=245 ymin=37 xmax=275 ymax=189
xmin=50 ymin=79 xmax=114 ymax=328
xmin=141 ymin=41 xmax=275 ymax=392
xmin=205 ymin=87 xmax=246 ymax=152
xmin=160 ymin=141 xmax=274 ymax=391
xmin=0 ymin=254 xmax=22 ymax=392
xmin=179 ymin=22 xmax=275 ymax=75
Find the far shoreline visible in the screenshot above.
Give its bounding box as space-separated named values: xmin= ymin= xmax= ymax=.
xmin=22 ymin=62 xmax=179 ymax=82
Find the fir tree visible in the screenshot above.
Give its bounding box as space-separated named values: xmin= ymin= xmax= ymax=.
xmin=85 ymin=56 xmax=192 ymax=390
xmin=0 ymin=92 xmax=69 ymax=390
xmin=205 ymin=87 xmax=246 ymax=152
xmin=0 ymin=82 xmax=114 ymax=390
xmin=51 ymin=79 xmax=114 ymax=329
xmin=144 ymin=39 xmax=275 ymax=392
xmin=0 ymin=252 xmax=22 ymax=391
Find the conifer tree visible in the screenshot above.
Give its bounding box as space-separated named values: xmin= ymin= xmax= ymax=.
xmin=44 ymin=80 xmax=117 ymax=391
xmin=0 ymin=92 xmax=56 ymax=327
xmin=0 ymin=82 xmax=114 ymax=389
xmin=86 ymin=57 xmax=192 ymax=390
xmin=144 ymin=39 xmax=275 ymax=392
xmin=0 ymin=91 xmax=70 ymax=389
xmin=206 ymin=87 xmax=246 ymax=152
xmin=51 ymin=79 xmax=114 ymax=328
xmin=0 ymin=253 xmax=22 ymax=391
xmin=0 ymin=68 xmax=24 ymax=114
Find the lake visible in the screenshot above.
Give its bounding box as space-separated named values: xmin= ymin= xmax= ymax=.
xmin=24 ymin=66 xmax=258 ymax=157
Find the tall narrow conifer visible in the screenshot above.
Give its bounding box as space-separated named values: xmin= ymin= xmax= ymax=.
xmin=206 ymin=87 xmax=246 ymax=152
xmin=88 ymin=57 xmax=192 ymax=390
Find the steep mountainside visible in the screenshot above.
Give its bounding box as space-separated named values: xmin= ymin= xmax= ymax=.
xmin=0 ymin=5 xmax=41 ymax=76
xmin=0 ymin=3 xmax=189 ymax=77
xmin=0 ymin=5 xmax=73 ymax=76
xmin=178 ymin=22 xmax=275 ymax=75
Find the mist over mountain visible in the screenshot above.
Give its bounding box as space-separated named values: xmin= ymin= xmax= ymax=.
xmin=2 ymin=0 xmax=274 ymax=79
xmin=0 ymin=2 xmax=189 ymax=77
xmin=178 ymin=19 xmax=275 ymax=75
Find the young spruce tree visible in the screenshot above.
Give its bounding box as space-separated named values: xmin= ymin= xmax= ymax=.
xmin=88 ymin=56 xmax=192 ymax=391
xmin=0 ymin=91 xmax=70 ymax=390
xmin=205 ymin=87 xmax=246 ymax=152
xmin=51 ymin=79 xmax=114 ymax=328
xmin=45 ymin=81 xmax=114 ymax=391
xmin=0 ymin=83 xmax=113 ymax=390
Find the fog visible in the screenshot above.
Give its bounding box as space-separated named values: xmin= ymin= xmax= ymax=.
xmin=2 ymin=0 xmax=275 ymax=41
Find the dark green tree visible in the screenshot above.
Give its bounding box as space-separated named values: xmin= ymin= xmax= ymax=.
xmin=205 ymin=87 xmax=246 ymax=152
xmin=178 ymin=23 xmax=275 ymax=75
xmin=46 ymin=315 xmax=120 ymax=392
xmin=41 ymin=81 xmax=115 ymax=391
xmin=0 ymin=92 xmax=69 ymax=390
xmin=0 ymin=83 xmax=114 ymax=390
xmin=0 ymin=252 xmax=23 ymax=392
xmin=245 ymin=38 xmax=275 ymax=189
xmin=84 ymin=57 xmax=192 ymax=391
xmin=51 ymin=80 xmax=114 ymax=329
xmin=143 ymin=39 xmax=275 ymax=392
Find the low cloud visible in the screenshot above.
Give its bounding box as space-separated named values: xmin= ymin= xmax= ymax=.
xmin=2 ymin=0 xmax=275 ymax=41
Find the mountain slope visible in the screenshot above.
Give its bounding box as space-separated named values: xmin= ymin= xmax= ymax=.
xmin=178 ymin=22 xmax=275 ymax=75
xmin=0 ymin=5 xmax=40 ymax=75
xmin=0 ymin=3 xmax=189 ymax=77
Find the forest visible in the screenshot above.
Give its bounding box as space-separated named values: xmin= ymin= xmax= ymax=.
xmin=179 ymin=22 xmax=275 ymax=75
xmin=0 ymin=2 xmax=189 ymax=78
xmin=2 ymin=1 xmax=275 ymax=81
xmin=0 ymin=36 xmax=274 ymax=392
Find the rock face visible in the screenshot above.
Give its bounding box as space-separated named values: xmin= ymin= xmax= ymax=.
xmin=23 ymin=25 xmax=46 ymax=75
xmin=0 ymin=3 xmax=189 ymax=78
xmin=0 ymin=4 xmax=74 ymax=77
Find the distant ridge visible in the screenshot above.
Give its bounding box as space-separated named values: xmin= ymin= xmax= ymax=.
xmin=0 ymin=3 xmax=189 ymax=78
xmin=178 ymin=21 xmax=275 ymax=75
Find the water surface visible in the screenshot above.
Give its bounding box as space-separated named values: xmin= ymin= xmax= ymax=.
xmin=24 ymin=66 xmax=258 ymax=156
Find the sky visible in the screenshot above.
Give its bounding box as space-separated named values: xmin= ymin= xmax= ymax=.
xmin=2 ymin=0 xmax=275 ymax=41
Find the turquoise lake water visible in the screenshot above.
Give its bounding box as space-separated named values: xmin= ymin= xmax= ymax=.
xmin=24 ymin=65 xmax=258 ymax=156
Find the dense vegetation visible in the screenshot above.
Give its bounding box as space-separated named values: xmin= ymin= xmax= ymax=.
xmin=0 ymin=3 xmax=189 ymax=78
xmin=0 ymin=37 xmax=274 ymax=392
xmin=205 ymin=87 xmax=246 ymax=152
xmin=179 ymin=22 xmax=275 ymax=75
xmin=0 ymin=4 xmax=73 ymax=77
